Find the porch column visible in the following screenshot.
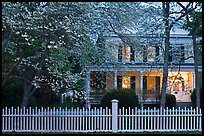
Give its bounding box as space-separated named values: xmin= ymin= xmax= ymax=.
xmin=166 ymin=78 xmax=169 ymax=94
xmin=114 ymin=70 xmax=117 ymax=89
xmin=140 ymin=71 xmax=143 ymax=107
xmin=192 ymin=71 xmax=195 ymax=90
xmin=85 ymin=70 xmax=90 ymax=108
xmin=140 ymin=73 xmax=143 ymax=91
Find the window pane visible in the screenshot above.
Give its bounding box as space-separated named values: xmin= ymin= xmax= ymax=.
xmin=118 ymin=46 xmax=122 ymax=62
xmin=122 ymin=47 xmax=130 ymax=62
xmin=143 ymin=47 xmax=147 ymax=62
xmin=122 ymin=77 xmax=131 ymax=89
xmin=148 ymin=46 xmax=155 ymax=62
xmin=130 ymin=46 xmax=135 ymax=61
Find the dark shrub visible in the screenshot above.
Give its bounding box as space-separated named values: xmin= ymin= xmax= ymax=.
xmin=159 ymin=94 xmax=176 ymax=108
xmin=191 ymin=86 xmax=202 ymax=108
xmin=165 ymin=94 xmax=176 ymax=108
xmin=100 ymin=88 xmax=140 ymax=109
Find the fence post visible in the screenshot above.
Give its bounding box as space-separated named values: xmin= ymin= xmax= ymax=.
xmin=111 ymin=99 xmax=118 ymax=133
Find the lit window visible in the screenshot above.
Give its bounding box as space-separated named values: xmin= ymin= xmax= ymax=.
xmin=143 ymin=46 xmax=159 ymax=62
xmin=122 ymin=47 xmax=130 ymax=62
xmin=122 ymin=77 xmax=131 ymax=89
xmin=148 ymin=46 xmax=155 ymax=62
xmin=118 ymin=46 xmax=135 ymax=62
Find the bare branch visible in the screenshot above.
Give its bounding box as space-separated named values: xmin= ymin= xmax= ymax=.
xmin=169 ymin=2 xmax=198 ymax=29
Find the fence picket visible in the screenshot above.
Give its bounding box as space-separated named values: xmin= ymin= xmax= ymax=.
xmin=2 ymin=108 xmax=4 ymax=131
xmin=142 ymin=107 xmax=144 ymax=131
xmin=190 ymin=107 xmax=193 ymax=130
xmin=91 ymin=108 xmax=94 ymax=131
xmin=10 ymin=107 xmax=13 ymax=131
xmin=193 ymin=108 xmax=195 ymax=129
xmin=76 ymin=107 xmax=79 ymax=131
xmin=153 ymin=107 xmax=156 ymax=130
xmin=187 ymin=108 xmax=189 ymax=130
xmin=147 ymin=108 xmax=149 ymax=130
xmin=144 ymin=108 xmax=146 ymax=130
xmin=79 ymin=108 xmax=82 ymax=131
xmin=50 ymin=108 xmax=53 ymax=131
xmin=86 ymin=108 xmax=88 ymax=131
xmin=8 ymin=107 xmax=10 ymax=131
xmin=175 ymin=108 xmax=177 ymax=130
xmin=135 ymin=107 xmax=137 ymax=130
xmin=26 ymin=108 xmax=28 ymax=131
xmin=199 ymin=108 xmax=201 ymax=130
xmin=178 ymin=107 xmax=180 ymax=130
xmin=14 ymin=108 xmax=17 ymax=131
xmin=169 ymin=108 xmax=171 ymax=130
xmin=34 ymin=107 xmax=37 ymax=131
xmin=150 ymin=108 xmax=153 ymax=130
xmin=103 ymin=108 xmax=105 ymax=130
xmin=131 ymin=108 xmax=134 ymax=130
xmin=109 ymin=108 xmax=111 ymax=131
xmin=181 ymin=108 xmax=183 ymax=130
xmin=138 ymin=108 xmax=140 ymax=130
xmin=196 ymin=107 xmax=198 ymax=130
xmin=89 ymin=107 xmax=91 ymax=131
xmin=47 ymin=107 xmax=50 ymax=131
xmin=73 ymin=108 xmax=76 ymax=131
xmin=99 ymin=108 xmax=101 ymax=131
xmin=184 ymin=107 xmax=186 ymax=130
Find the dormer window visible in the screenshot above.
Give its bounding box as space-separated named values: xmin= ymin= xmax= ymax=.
xmin=118 ymin=46 xmax=135 ymax=63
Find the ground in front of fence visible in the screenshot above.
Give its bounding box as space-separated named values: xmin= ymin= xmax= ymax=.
xmin=1 ymin=130 xmax=202 ymax=134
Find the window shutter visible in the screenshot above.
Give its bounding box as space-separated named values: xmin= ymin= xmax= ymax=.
xmin=181 ymin=46 xmax=184 ymax=63
xmin=155 ymin=46 xmax=159 ymax=62
xmin=117 ymin=76 xmax=122 ymax=89
xmin=143 ymin=76 xmax=147 ymax=90
xmin=143 ymin=47 xmax=147 ymax=62
xmin=169 ymin=46 xmax=172 ymax=62
xmin=118 ymin=46 xmax=122 ymax=62
xmin=130 ymin=46 xmax=135 ymax=62
xmin=130 ymin=76 xmax=136 ymax=89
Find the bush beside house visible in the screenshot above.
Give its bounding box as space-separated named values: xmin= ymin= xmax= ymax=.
xmin=100 ymin=88 xmax=140 ymax=109
xmin=158 ymin=94 xmax=177 ymax=108
xmin=191 ymin=86 xmax=202 ymax=109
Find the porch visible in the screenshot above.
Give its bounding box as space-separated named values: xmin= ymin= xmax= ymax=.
xmin=84 ymin=64 xmax=199 ymax=107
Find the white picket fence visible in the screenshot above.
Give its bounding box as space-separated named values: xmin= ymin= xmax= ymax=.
xmin=2 ymin=99 xmax=202 ymax=133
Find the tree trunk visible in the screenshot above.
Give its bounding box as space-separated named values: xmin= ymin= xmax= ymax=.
xmin=160 ymin=2 xmax=170 ymax=108
xmin=21 ymin=78 xmax=33 ymax=108
xmin=20 ymin=46 xmax=48 ymax=108
xmin=192 ymin=31 xmax=200 ymax=108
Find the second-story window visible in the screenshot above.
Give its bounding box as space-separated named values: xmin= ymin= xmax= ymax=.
xmin=123 ymin=47 xmax=130 ymax=62
xmin=118 ymin=46 xmax=135 ymax=63
xmin=169 ymin=45 xmax=184 ymax=63
xmin=143 ymin=46 xmax=159 ymax=62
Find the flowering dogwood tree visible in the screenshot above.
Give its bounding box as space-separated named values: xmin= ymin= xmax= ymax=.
xmin=2 ymin=2 xmax=101 ymax=107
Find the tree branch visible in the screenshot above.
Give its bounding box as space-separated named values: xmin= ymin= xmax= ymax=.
xmin=2 ymin=52 xmax=25 ymax=87
xmin=169 ymin=2 xmax=198 ymax=29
